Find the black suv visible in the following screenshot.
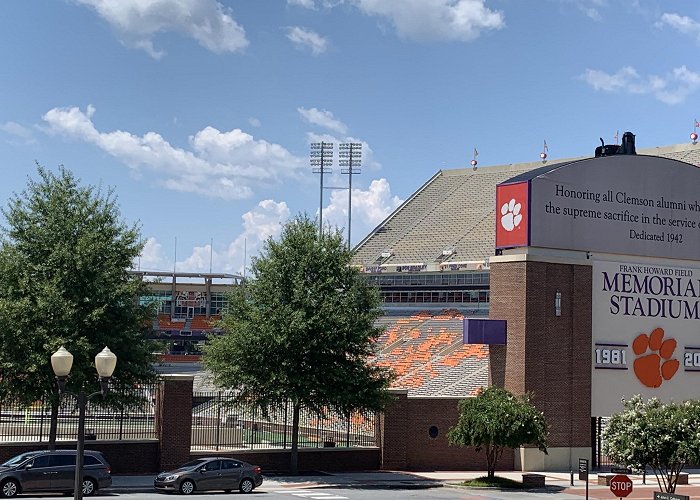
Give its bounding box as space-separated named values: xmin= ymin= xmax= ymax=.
xmin=0 ymin=450 xmax=112 ymax=497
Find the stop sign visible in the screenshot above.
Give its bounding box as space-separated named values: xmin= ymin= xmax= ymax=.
xmin=609 ymin=474 xmax=633 ymax=497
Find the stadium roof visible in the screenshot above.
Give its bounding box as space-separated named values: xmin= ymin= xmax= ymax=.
xmin=352 ymin=142 xmax=700 ymax=268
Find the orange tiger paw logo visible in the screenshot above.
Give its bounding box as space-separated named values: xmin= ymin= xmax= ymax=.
xmin=632 ymin=327 xmax=679 ymax=388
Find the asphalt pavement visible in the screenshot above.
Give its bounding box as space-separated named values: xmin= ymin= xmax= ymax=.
xmin=108 ymin=469 xmax=700 ymax=498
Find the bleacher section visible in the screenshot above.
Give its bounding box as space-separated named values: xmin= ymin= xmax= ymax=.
xmin=157 ymin=314 xmax=184 ymax=330
xmin=156 ymin=314 xmax=221 ymax=333
xmin=373 ymin=310 xmax=489 ymax=397
xmin=353 ymin=143 xmax=700 ymax=267
xmin=191 ymin=315 xmax=221 ymax=330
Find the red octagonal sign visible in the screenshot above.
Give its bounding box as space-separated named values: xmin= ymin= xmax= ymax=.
xmin=609 ymin=474 xmax=633 ymax=497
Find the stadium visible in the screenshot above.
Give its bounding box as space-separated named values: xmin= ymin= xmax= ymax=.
xmin=139 ymin=137 xmax=700 ymax=471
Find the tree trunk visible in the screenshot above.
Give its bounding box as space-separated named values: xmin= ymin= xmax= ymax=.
xmin=290 ymin=402 xmax=300 ymax=475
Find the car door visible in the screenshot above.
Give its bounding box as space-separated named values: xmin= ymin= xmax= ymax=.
xmin=196 ymin=460 xmax=222 ymax=491
xmin=19 ymin=455 xmax=52 ymax=492
xmin=50 ymin=453 xmax=76 ymax=491
xmin=219 ymin=460 xmax=243 ymax=490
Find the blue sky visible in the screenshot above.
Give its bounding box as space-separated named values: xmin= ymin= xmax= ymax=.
xmin=2 ymin=0 xmax=699 ymax=275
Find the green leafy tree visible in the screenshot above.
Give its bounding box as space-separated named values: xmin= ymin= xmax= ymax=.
xmin=604 ymin=395 xmax=700 ymax=493
xmin=447 ymin=387 xmax=548 ymax=479
xmin=0 ymin=165 xmax=156 ymax=447
xmin=203 ymin=214 xmax=393 ymax=474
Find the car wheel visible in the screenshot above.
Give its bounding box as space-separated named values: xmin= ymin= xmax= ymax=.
xmin=179 ymin=479 xmax=196 ymax=495
xmin=1 ymin=479 xmax=19 ymax=498
xmin=239 ymin=478 xmax=254 ymax=494
xmin=82 ymin=478 xmax=97 ymax=497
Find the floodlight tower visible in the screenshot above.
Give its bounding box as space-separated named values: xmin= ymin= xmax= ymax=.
xmin=310 ymin=142 xmax=334 ymax=237
xmin=339 ymin=143 xmax=362 ymax=249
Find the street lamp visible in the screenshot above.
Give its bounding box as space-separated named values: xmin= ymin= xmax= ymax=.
xmin=51 ymin=346 xmax=117 ymax=500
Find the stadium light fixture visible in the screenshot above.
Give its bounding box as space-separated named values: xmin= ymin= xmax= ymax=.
xmin=310 ymin=142 xmax=334 ymax=237
xmin=339 ymin=143 xmax=362 ymax=249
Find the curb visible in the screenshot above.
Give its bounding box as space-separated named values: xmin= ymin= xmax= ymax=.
xmin=105 ymin=481 xmax=444 ymax=494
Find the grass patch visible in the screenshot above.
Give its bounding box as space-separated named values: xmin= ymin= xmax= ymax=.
xmin=460 ymin=476 xmax=527 ymax=489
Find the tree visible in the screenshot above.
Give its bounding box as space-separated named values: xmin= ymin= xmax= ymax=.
xmin=603 ymin=395 xmax=700 ymax=493
xmin=0 ymin=165 xmax=156 ymax=447
xmin=447 ymin=387 xmax=548 ymax=479
xmin=203 ymin=214 xmax=393 ymax=474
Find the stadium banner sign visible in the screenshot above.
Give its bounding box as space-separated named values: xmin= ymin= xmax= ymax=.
xmin=496 ymin=155 xmax=700 ymax=260
xmin=591 ymin=260 xmax=700 ymax=415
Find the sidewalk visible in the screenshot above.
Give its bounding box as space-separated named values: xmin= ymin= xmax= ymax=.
xmin=108 ymin=469 xmax=700 ymax=496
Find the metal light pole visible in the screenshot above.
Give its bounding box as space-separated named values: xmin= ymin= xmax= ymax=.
xmin=51 ymin=346 xmax=117 ymax=500
xmin=310 ymin=142 xmax=334 ymax=238
xmin=339 ymin=143 xmax=362 ymax=249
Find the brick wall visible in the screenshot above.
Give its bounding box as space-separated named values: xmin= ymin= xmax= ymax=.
xmin=156 ymin=374 xmax=193 ymax=471
xmin=380 ymin=391 xmax=514 ymax=471
xmin=191 ymin=448 xmax=380 ymax=473
xmin=0 ymin=441 xmax=159 ymax=473
xmin=490 ymin=260 xmax=592 ymax=449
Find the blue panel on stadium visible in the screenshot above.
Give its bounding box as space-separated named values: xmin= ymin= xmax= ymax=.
xmin=463 ymin=319 xmax=506 ymax=345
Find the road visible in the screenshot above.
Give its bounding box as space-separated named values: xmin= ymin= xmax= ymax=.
xmin=16 ymin=481 xmax=700 ymax=499
xmin=88 ymin=488 xmax=512 ymax=499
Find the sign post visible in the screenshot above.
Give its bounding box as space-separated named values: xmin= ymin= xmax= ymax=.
xmin=609 ymin=474 xmax=633 ymax=498
xmin=578 ymin=458 xmax=589 ymax=499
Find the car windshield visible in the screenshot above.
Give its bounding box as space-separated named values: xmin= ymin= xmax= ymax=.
xmin=2 ymin=452 xmax=42 ymax=467
xmin=177 ymin=459 xmax=208 ymax=470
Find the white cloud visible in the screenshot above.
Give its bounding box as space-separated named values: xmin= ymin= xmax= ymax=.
xmin=42 ymin=105 xmax=306 ymax=199
xmin=136 ymin=180 xmax=397 ymax=271
xmin=139 ymin=199 xmax=290 ymax=274
xmin=323 ymin=178 xmax=402 ymax=245
xmin=298 ymin=107 xmax=348 ymax=133
xmin=135 ymin=237 xmax=168 ymax=271
xmin=74 ymin=0 xmax=248 ymax=58
xmin=286 ymin=26 xmax=329 ymax=55
xmin=350 ymin=0 xmax=504 ymax=42
xmin=659 ymin=13 xmax=700 ymax=42
xmin=580 ymin=65 xmax=700 ymax=104
xmin=556 ymin=0 xmax=606 ymax=21
xmin=248 ymin=117 xmax=261 ymax=128
xmin=288 ymin=0 xmax=317 ymax=8
xmin=0 ymin=121 xmax=36 ymax=143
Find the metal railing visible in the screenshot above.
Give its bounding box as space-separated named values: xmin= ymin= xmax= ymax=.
xmin=191 ymin=391 xmax=378 ymax=451
xmin=0 ymin=385 xmax=157 ymax=442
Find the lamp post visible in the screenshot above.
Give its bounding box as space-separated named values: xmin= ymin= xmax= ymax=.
xmin=51 ymin=346 xmax=117 ymax=500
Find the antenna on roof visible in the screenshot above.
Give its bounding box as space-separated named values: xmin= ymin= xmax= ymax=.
xmin=471 ymin=148 xmax=478 ymax=170
xmin=692 ymin=119 xmax=699 ymax=145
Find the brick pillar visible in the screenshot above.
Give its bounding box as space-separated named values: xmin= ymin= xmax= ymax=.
xmin=156 ymin=374 xmax=193 ymax=471
xmin=489 ymin=258 xmax=592 ymax=470
xmin=379 ymin=389 xmax=408 ymax=470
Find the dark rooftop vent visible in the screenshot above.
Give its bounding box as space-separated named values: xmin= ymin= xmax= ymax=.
xmin=595 ymin=131 xmax=636 ymax=157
